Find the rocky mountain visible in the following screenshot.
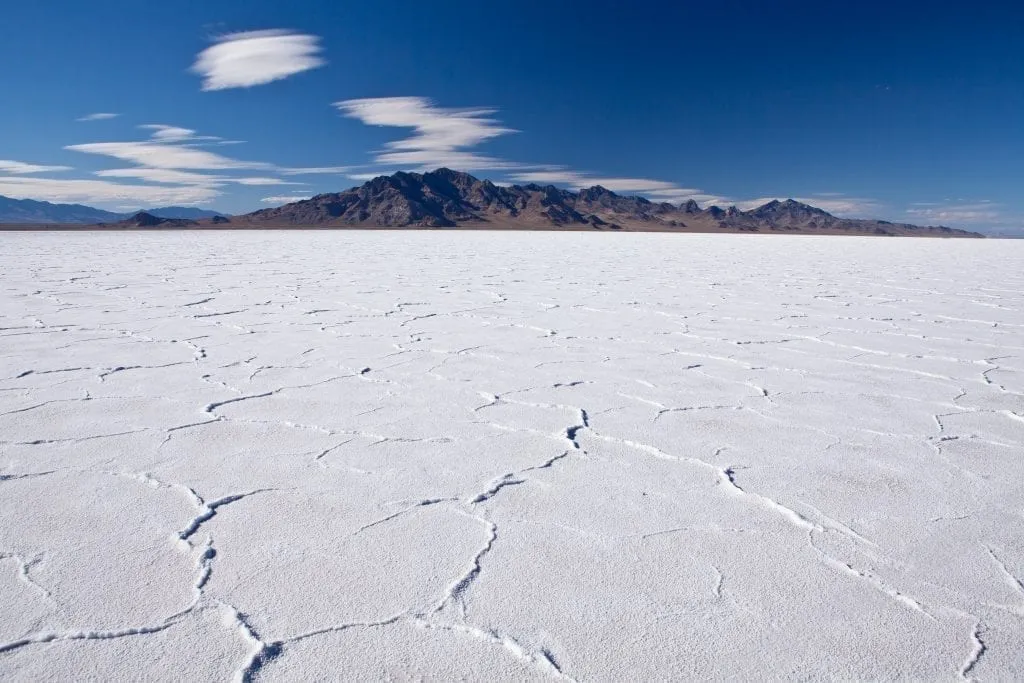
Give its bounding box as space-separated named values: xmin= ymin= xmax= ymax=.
xmin=233 ymin=169 xmax=981 ymax=237
xmin=0 ymin=196 xmax=123 ymax=224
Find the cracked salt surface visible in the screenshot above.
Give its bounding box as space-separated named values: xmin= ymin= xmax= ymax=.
xmin=1 ymin=231 xmax=1023 ymax=680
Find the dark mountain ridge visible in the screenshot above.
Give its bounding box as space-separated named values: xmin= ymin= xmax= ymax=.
xmin=238 ymin=169 xmax=981 ymax=237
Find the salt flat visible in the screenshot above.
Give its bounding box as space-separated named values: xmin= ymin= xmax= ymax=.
xmin=0 ymin=231 xmax=1022 ymax=680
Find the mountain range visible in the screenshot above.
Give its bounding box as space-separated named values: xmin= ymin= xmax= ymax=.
xmin=234 ymin=169 xmax=980 ymax=236
xmin=1 ymin=170 xmax=982 ymax=236
xmin=0 ymin=197 xmax=227 ymax=224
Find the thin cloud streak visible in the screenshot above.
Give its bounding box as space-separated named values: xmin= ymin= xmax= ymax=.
xmin=234 ymin=177 xmax=304 ymax=186
xmin=94 ymin=168 xmax=228 ymax=185
xmin=281 ymin=166 xmax=350 ymax=175
xmin=45 ymin=120 xmax=351 ymax=206
xmin=261 ymin=194 xmax=312 ymax=204
xmin=137 ymin=124 xmax=227 ymax=144
xmin=0 ymin=160 xmax=73 ymax=174
xmin=906 ymin=201 xmax=1002 ymax=224
xmin=0 ymin=176 xmax=219 ymax=205
xmin=76 ymin=113 xmax=119 ymax=122
xmin=66 ymin=141 xmax=272 ymax=170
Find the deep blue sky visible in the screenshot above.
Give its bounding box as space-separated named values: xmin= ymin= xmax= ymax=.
xmin=1 ymin=0 xmax=1021 ymax=232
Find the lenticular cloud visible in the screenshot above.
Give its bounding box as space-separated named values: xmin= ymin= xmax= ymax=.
xmin=192 ymin=30 xmax=325 ymax=91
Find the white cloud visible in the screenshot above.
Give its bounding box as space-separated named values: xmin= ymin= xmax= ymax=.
xmin=335 ymin=97 xmax=516 ymax=171
xmin=66 ymin=141 xmax=271 ymax=170
xmin=138 ymin=124 xmax=231 ymax=145
xmin=141 ymin=124 xmax=196 ymax=141
xmin=0 ymin=160 xmax=73 ymax=174
xmin=77 ymin=112 xmax=119 ymax=122
xmin=138 ymin=124 xmax=200 ymax=142
xmin=347 ymin=172 xmax=386 ymax=182
xmin=261 ymin=194 xmax=311 ymax=204
xmin=95 ymin=168 xmax=300 ymax=188
xmin=58 ymin=124 xmax=340 ymax=206
xmin=811 ymin=198 xmax=880 ymax=215
xmin=281 ymin=166 xmax=350 ymax=175
xmin=193 ymin=30 xmax=325 ymax=91
xmin=233 ymin=177 xmax=303 ymax=186
xmin=94 ymin=168 xmax=227 ymax=186
xmin=0 ymin=176 xmax=219 ymax=205
xmin=906 ymin=202 xmax=1002 ymax=224
xmin=14 ymin=120 xmax=349 ymax=208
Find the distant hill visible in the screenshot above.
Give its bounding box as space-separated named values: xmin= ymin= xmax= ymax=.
xmin=114 ymin=211 xmax=199 ymax=228
xmin=141 ymin=207 xmax=229 ymax=220
xmin=0 ymin=196 xmax=123 ymax=224
xmin=234 ymin=169 xmax=982 ymax=237
xmin=0 ymin=196 xmax=228 ymax=224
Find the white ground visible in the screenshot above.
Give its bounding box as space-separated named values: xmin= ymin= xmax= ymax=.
xmin=0 ymin=231 xmax=1022 ymax=681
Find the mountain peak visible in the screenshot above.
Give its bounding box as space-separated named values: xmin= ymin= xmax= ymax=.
xmin=751 ymin=198 xmax=831 ymax=217
xmin=576 ymin=185 xmax=616 ymax=202
xmin=425 ymin=167 xmax=479 ymax=182
xmin=120 ymin=211 xmax=197 ymax=228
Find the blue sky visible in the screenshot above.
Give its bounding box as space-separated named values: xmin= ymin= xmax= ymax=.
xmin=1 ymin=0 xmax=1021 ymax=233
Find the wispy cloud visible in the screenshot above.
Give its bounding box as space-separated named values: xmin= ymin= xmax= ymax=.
xmin=261 ymin=194 xmax=312 ymax=204
xmin=0 ymin=160 xmax=73 ymax=174
xmin=56 ymin=123 xmax=339 ymax=206
xmin=140 ymin=124 xmax=198 ymax=142
xmin=76 ymin=112 xmax=119 ymax=122
xmin=280 ymin=166 xmax=350 ymax=175
xmin=335 ymin=97 xmax=517 ymax=171
xmin=94 ymin=168 xmax=228 ymax=186
xmin=0 ymin=176 xmax=219 ymax=205
xmin=346 ymin=172 xmax=387 ymax=182
xmin=94 ymin=168 xmax=302 ymax=187
xmin=193 ymin=30 xmax=325 ymax=91
xmin=66 ymin=141 xmax=271 ymax=170
xmin=906 ymin=201 xmax=1002 ymax=224
xmin=234 ymin=177 xmax=304 ymax=186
